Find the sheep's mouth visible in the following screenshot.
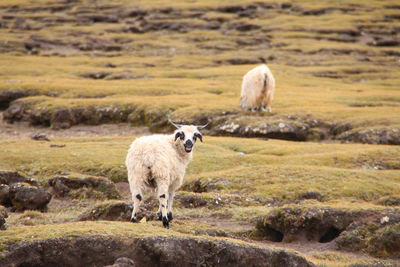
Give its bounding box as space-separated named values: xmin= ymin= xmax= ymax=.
xmin=184 ymin=145 xmax=192 ymax=153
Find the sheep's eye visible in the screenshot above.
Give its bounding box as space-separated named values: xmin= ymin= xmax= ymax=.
xmin=180 ymin=132 xmax=185 ymax=140
xmin=193 ymin=136 xmax=197 ymax=141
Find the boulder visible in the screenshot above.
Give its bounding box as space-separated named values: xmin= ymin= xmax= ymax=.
xmin=0 ymin=184 xmax=10 ymax=206
xmin=8 ymin=183 xmax=52 ymax=211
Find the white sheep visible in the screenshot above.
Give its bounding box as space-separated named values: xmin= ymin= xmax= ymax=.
xmin=125 ymin=121 xmax=207 ymax=228
xmin=240 ymin=64 xmax=276 ymax=112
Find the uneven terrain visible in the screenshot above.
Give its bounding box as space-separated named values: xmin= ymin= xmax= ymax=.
xmin=0 ymin=0 xmax=399 ymax=266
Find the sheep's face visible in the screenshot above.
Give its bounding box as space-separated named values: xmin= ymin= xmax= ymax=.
xmin=174 ymin=125 xmax=203 ymax=153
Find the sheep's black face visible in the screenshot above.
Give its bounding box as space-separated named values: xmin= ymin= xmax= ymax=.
xmin=174 ymin=125 xmax=204 ymax=153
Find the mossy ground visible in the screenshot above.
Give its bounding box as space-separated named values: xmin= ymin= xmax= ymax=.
xmin=0 ymin=135 xmax=399 ymax=266
xmin=0 ymin=0 xmax=399 ymax=129
xmin=0 ymin=0 xmax=399 ymax=266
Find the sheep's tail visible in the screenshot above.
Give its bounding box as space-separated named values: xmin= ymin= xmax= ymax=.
xmin=264 ymin=66 xmax=275 ymax=91
xmin=240 ymin=96 xmax=247 ymax=109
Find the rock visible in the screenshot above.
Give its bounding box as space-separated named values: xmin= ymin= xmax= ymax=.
xmin=48 ymin=176 xmax=121 ymax=199
xmin=81 ymin=71 xmax=110 ymax=79
xmin=338 ymin=128 xmax=400 ymax=145
xmin=51 ymin=108 xmax=76 ymax=129
xmin=8 ymin=183 xmax=52 ymax=211
xmin=3 ymin=101 xmax=25 ymax=122
xmin=211 ymin=114 xmax=310 ymax=141
xmin=0 ymin=171 xmax=37 ymax=186
xmin=103 ymin=71 xmax=147 ymax=80
xmin=0 ymin=90 xmax=29 ymax=109
xmin=0 ymin=208 xmax=7 ymax=230
xmin=0 ymin=184 xmax=11 ymax=206
xmin=31 ymin=133 xmax=50 ymax=141
xmin=330 ymin=122 xmax=352 ymax=136
xmin=0 ymin=235 xmax=315 ymax=267
xmin=104 ymin=257 xmax=136 ymax=267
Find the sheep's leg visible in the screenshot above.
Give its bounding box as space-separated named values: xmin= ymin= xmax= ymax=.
xmin=167 ymin=192 xmax=175 ymax=221
xmin=263 ymin=91 xmax=273 ymax=113
xmin=156 ymin=205 xmax=162 ymax=221
xmin=130 ymin=187 xmax=142 ymax=223
xmin=157 ymin=183 xmax=170 ymax=228
xmin=156 ymin=194 xmax=172 ymax=221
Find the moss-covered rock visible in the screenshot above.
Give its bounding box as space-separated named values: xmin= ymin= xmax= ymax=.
xmin=8 ymin=183 xmax=52 ymax=211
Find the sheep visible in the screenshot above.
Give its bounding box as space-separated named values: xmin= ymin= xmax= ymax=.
xmin=125 ymin=121 xmax=207 ymax=228
xmin=240 ymin=64 xmax=276 ymax=112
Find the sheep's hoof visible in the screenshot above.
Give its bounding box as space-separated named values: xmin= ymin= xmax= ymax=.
xmin=162 ymin=216 xmax=169 ymax=228
xmin=130 ymin=217 xmax=137 ymax=223
xmin=157 ymin=211 xmax=162 ymax=221
xmin=167 ymin=212 xmax=173 ymax=221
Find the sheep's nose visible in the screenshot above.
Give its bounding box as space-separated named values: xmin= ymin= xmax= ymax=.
xmin=185 ymin=140 xmax=193 ymax=146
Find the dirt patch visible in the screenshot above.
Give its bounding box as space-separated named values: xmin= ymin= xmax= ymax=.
xmin=0 ymin=235 xmax=315 ymax=267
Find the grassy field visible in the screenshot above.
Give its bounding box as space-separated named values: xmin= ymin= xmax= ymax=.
xmin=0 ymin=0 xmax=399 ymax=130
xmin=0 ymin=0 xmax=399 ymax=266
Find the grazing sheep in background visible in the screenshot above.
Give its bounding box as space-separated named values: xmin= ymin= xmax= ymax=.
xmin=125 ymin=121 xmax=207 ymax=228
xmin=240 ymin=64 xmax=276 ymax=112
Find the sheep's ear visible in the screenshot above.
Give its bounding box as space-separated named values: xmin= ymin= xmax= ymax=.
xmin=194 ymin=133 xmax=203 ymax=142
xmin=169 ymin=120 xmax=183 ymax=129
xmin=196 ymin=122 xmax=209 ymax=130
xmin=174 ymin=132 xmax=181 ymax=141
